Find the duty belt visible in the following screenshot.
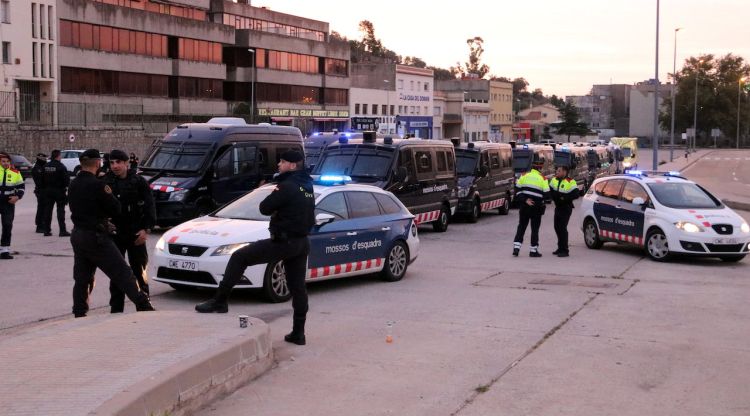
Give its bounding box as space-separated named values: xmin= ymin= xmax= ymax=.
xmin=519 ymin=190 xmax=543 ymax=198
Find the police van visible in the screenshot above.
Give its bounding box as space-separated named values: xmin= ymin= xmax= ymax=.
xmin=304 ymin=131 xmax=401 ymax=172
xmin=586 ymin=145 xmax=615 ymax=182
xmin=553 ymin=145 xmax=589 ymax=192
xmin=454 ymin=141 xmax=514 ymax=221
xmin=140 ymin=118 xmax=303 ymax=227
xmin=313 ymin=133 xmax=458 ymax=232
xmin=512 ymin=143 xmax=555 ymax=178
xmin=581 ymin=170 xmax=750 ymax=262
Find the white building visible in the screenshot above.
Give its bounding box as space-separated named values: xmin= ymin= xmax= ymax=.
xmin=0 ymin=0 xmax=57 ymax=118
xmin=629 ymin=82 xmax=669 ymax=139
xmin=436 ymin=79 xmax=491 ymax=142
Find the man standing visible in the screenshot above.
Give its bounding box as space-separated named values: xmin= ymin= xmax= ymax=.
xmin=68 ymin=149 xmax=154 ymax=317
xmin=549 ymin=165 xmax=579 ymax=258
xmin=104 ymin=149 xmax=156 ymax=313
xmin=513 ymin=154 xmax=550 ymax=257
xmin=1 ymin=152 xmax=25 ymax=259
xmin=31 ymin=153 xmax=48 ymax=233
xmin=196 ymin=150 xmax=315 ymax=346
xmin=41 ymin=150 xmax=70 ymax=237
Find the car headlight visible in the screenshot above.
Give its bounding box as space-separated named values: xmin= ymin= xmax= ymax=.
xmin=741 ymin=222 xmax=750 ymax=233
xmin=155 ymin=236 xmax=166 ymax=251
xmin=674 ymin=221 xmax=704 ymax=233
xmin=211 ymin=243 xmax=249 ymax=256
xmin=168 ymin=189 xmax=189 ymax=202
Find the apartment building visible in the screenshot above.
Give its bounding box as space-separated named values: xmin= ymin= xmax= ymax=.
xmin=566 ymin=84 xmax=631 ymax=138
xmin=436 ymin=79 xmax=491 ymax=142
xmin=489 ymin=80 xmax=513 ymax=142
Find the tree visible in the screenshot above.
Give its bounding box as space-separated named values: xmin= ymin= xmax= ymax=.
xmin=430 ymin=66 xmax=457 ymax=81
xmin=349 ymin=20 xmax=401 ymax=64
xmin=358 ymin=20 xmax=383 ymax=55
xmin=490 ymin=76 xmax=512 ymax=83
xmin=511 ymin=77 xmax=529 ymax=96
xmin=548 ymin=94 xmax=565 ymax=109
xmin=403 ymin=56 xmax=427 ymax=68
xmin=452 ymin=37 xmax=490 ymax=79
xmin=660 ymin=53 xmax=750 ymax=145
xmin=556 ymin=102 xmax=590 ymax=141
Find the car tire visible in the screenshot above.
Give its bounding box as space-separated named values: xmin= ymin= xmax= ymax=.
xmin=645 ymin=228 xmax=671 ymax=262
xmin=380 ymin=241 xmax=409 ymax=282
xmin=432 ymin=205 xmax=450 ymax=232
xmin=169 ymin=283 xmax=197 ymax=292
xmin=263 ymin=260 xmax=292 ymax=303
xmin=583 ymin=218 xmax=603 ymax=249
xmin=719 ymin=255 xmax=746 ymax=263
xmin=498 ymin=194 xmax=510 ymax=215
xmin=467 ymin=198 xmax=480 ymax=223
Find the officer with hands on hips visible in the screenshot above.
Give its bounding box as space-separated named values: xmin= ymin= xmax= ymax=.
xmin=549 ymin=164 xmax=579 ymax=257
xmin=31 ymin=153 xmax=48 ymax=233
xmin=104 ymin=149 xmax=156 ymax=314
xmin=67 ymin=149 xmax=155 ymax=317
xmin=195 ymin=149 xmax=315 ymax=346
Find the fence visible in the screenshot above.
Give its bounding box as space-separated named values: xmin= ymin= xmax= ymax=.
xmin=0 ymin=91 xmax=15 ymax=118
xmin=18 ymin=101 xmax=145 ymax=127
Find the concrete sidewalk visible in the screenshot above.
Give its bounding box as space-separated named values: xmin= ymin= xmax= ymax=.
xmin=0 ymin=311 xmax=272 ymax=416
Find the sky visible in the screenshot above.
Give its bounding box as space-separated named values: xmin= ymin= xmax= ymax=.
xmin=255 ymin=0 xmax=750 ymax=97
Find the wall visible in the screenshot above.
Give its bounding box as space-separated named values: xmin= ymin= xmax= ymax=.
xmin=629 ymin=86 xmax=668 ymax=138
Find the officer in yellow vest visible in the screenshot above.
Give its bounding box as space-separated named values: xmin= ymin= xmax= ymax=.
xmin=513 ymin=154 xmax=550 ymax=257
xmin=549 ymin=165 xmax=579 ymax=257
xmin=0 ymin=152 xmax=26 ymax=259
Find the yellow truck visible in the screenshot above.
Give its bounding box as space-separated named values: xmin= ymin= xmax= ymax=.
xmin=609 ymin=137 xmax=638 ymax=173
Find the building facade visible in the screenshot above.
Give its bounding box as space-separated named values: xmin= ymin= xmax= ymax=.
xmin=566 ymin=84 xmax=631 ymax=138
xmin=436 ymin=79 xmax=490 ymax=142
xmin=629 ymin=81 xmax=669 ymax=139
xmin=489 ymin=80 xmax=513 ymax=142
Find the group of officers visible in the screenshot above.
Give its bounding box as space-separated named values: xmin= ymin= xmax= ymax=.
xmin=513 ymin=154 xmax=580 ymax=258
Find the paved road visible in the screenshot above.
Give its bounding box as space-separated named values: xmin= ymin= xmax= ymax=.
xmin=682 ymin=149 xmax=750 ymax=204
xmin=3 ymin=167 xmax=750 ymax=415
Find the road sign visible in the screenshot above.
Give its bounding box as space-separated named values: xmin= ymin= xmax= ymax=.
xmin=711 ymin=129 xmax=721 ymax=138
xmin=68 ymin=134 xmax=76 ymax=143
xmin=686 ymin=128 xmax=695 ymax=138
xmin=681 ymin=133 xmax=687 ymax=141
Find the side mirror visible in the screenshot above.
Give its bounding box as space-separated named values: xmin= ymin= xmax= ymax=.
xmin=632 ymin=197 xmax=645 ymax=206
xmin=478 ymin=164 xmax=489 ymax=177
xmin=315 ymin=213 xmax=336 ymax=226
xmin=394 ymin=166 xmax=408 ymax=183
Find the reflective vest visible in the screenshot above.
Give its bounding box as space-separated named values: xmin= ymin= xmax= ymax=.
xmin=549 ymin=177 xmax=579 ymax=207
xmin=516 ymin=169 xmax=550 ymax=203
xmin=0 ymin=165 xmax=25 ymax=201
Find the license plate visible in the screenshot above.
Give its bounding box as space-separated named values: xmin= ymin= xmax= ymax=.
xmin=713 ymin=238 xmax=738 ymax=244
xmin=168 ymin=259 xmax=198 ymax=270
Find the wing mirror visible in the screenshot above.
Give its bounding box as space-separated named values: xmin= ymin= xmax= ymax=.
xmin=394 ymin=166 xmax=408 ymax=183
xmin=478 ymin=164 xmax=489 ymax=178
xmin=631 ymin=197 xmax=645 ymax=205
xmin=315 ymin=213 xmax=336 ymax=226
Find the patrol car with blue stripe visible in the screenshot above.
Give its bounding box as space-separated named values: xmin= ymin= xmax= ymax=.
xmin=153 ymin=176 xmax=419 ymax=302
xmin=581 ymin=170 xmax=750 ymax=262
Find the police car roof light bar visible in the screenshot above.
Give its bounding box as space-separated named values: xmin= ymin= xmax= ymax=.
xmin=319 ymin=175 xmax=352 ymax=184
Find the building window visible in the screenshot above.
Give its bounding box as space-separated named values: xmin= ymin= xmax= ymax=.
xmin=362 ymin=104 xmax=367 ymax=115
xmin=31 ymin=3 xmax=37 ymax=38
xmin=59 ymin=20 xmax=171 ymax=60
xmin=324 ymin=88 xmax=348 ymax=106
xmin=371 ymin=104 xmax=377 ymax=115
xmin=398 ymin=105 xmax=403 ymax=114
xmin=93 ymin=0 xmax=206 ymax=22
xmin=32 ymin=42 xmax=37 ymax=77
xmin=262 ymin=49 xmax=319 ymax=74
xmin=49 ymin=44 xmax=53 ymax=78
xmin=48 ymin=5 xmax=53 ymax=40
xmin=1 ymin=42 xmax=9 ymax=64
xmin=410 ymin=81 xmax=414 ymax=90
xmin=424 ymin=82 xmax=429 ymax=91
xmin=178 ymin=38 xmax=223 ymax=64
xmin=417 ymin=81 xmax=421 ymax=91
xmin=416 ymin=107 xmax=420 ymax=115
xmin=39 ymin=3 xmax=45 ymax=39
xmin=325 ymin=58 xmax=347 ymax=76
xmin=221 ymin=13 xmax=325 ymax=41
xmin=424 ymin=106 xmax=428 ymax=115
xmin=390 ymin=105 xmax=394 ymax=116
xmin=433 ymin=106 xmax=440 ymax=116
xmin=354 ymin=103 xmax=360 ymax=115
xmin=40 ymin=43 xmax=46 ymax=77
xmin=398 ymin=79 xmax=403 ymax=90
xmin=0 ymin=0 xmax=9 ymax=23
xmin=60 ymin=67 xmax=170 ymax=97
xmin=381 ymin=104 xmax=386 ymax=115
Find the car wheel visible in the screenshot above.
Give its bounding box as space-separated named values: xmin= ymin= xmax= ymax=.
xmin=645 ymin=228 xmax=671 ymax=261
xmin=583 ymin=219 xmax=603 ymax=249
xmin=498 ymin=194 xmax=510 ymax=215
xmin=381 ymin=241 xmax=409 ymax=282
xmin=719 ymin=255 xmax=746 ymax=263
xmin=432 ymin=205 xmax=450 ymax=232
xmin=467 ymin=199 xmax=480 ymax=223
xmin=169 ymin=283 xmax=197 ymax=292
xmin=263 ymin=260 xmax=292 ymax=303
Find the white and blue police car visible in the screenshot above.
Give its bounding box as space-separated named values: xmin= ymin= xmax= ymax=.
xmin=580 ymin=170 xmax=750 ymax=262
xmin=153 ymin=176 xmax=420 ymax=302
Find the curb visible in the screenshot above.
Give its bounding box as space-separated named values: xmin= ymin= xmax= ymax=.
xmin=92 ymin=317 xmax=273 ymax=416
xmin=724 ymin=199 xmax=750 ymax=212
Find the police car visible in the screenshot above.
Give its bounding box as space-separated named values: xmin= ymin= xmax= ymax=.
xmin=580 ymin=170 xmax=750 ymax=262
xmin=153 ymin=176 xmax=419 ymax=302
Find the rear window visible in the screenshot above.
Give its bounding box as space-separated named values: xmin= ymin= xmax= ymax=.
xmin=346 ymin=191 xmax=382 ymax=218
xmin=374 ymin=193 xmax=402 ymax=215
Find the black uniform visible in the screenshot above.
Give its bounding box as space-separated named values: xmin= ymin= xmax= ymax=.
xmin=31 ymin=158 xmax=47 ymax=232
xmin=103 ymin=170 xmax=156 ymax=313
xmin=41 ymin=159 xmax=70 ymax=235
xmin=549 ymin=177 xmax=580 ymax=256
xmin=68 ymin=170 xmax=153 ymax=317
xmin=196 ymin=168 xmax=315 ymax=340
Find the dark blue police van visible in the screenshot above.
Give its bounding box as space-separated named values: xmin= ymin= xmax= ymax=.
xmin=304 ymin=131 xmax=401 ymax=172
xmin=454 ymin=141 xmax=514 ymax=222
xmin=140 ymin=119 xmax=303 ymax=227
xmin=313 ymin=132 xmax=458 ymax=232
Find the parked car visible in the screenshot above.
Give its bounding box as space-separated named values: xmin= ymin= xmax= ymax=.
xmin=9 ymin=154 xmax=32 ymax=179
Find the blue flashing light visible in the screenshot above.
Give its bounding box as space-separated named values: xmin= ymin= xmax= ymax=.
xmin=522 ymin=144 xmax=529 ymax=149
xmin=343 ymin=132 xmax=352 ymax=137
xmin=338 ymin=136 xmax=349 ymax=144
xmin=319 ymin=175 xmax=352 ymax=184
xmin=666 ymin=171 xmax=681 ymax=177
xmin=560 ymin=146 xmax=570 ymax=152
xmin=626 ymin=169 xmax=644 ymax=176
xmin=313 ymin=132 xmax=321 ymax=136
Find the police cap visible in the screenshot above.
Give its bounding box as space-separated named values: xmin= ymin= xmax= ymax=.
xmin=36 ymin=152 xmax=48 ymax=159
xmin=79 ymin=149 xmax=102 ymax=161
xmin=532 ymin=153 xmax=544 ymax=167
xmin=109 ymin=149 xmax=129 ymax=162
xmin=280 ymin=149 xmax=304 ymax=163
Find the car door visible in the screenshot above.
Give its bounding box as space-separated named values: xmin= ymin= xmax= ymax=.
xmin=343 ymin=191 xmax=389 ymax=265
xmin=211 ymin=144 xmax=261 ymax=204
xmin=592 ymin=179 xmax=625 ymax=239
xmin=616 ymin=180 xmax=649 ymax=245
xmin=308 ymin=191 xmax=355 ymax=278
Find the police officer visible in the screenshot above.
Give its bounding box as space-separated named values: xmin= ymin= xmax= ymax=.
xmin=549 ymin=165 xmax=579 ymax=258
xmin=31 ymin=153 xmax=48 ymax=233
xmin=41 ymin=150 xmax=70 ymax=237
xmin=0 ymin=152 xmax=25 ymax=260
xmin=196 ymin=150 xmax=315 ymax=346
xmin=513 ymin=154 xmax=550 ymax=257
xmin=104 ymin=149 xmax=156 ymax=313
xmin=68 ymin=149 xmax=155 ymax=317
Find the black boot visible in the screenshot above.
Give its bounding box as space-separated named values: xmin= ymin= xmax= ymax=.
xmin=135 ymin=294 xmax=156 ymax=312
xmin=284 ymin=317 xmax=306 ymax=345
xmin=60 ymin=231 xmax=71 ymax=237
xmin=195 ymin=288 xmax=229 ymax=313
xmin=0 ymin=252 xmax=13 ymax=260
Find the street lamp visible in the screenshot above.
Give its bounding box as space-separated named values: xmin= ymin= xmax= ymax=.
xmin=248 ymin=48 xmax=257 ymax=122
xmin=669 ymin=27 xmax=682 ymax=162
xmin=692 ymin=59 xmax=703 ymax=153
xmin=738 ymin=77 xmax=747 ymax=149
xmin=384 ymin=79 xmax=390 ymax=134
xmin=651 ymin=0 xmax=660 ymax=171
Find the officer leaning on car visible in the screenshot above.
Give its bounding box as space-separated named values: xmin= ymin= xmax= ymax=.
xmin=0 ymin=151 xmax=25 ymax=260
xmin=68 ymin=149 xmax=155 ymax=317
xmin=513 ymin=154 xmax=550 ymax=257
xmin=103 ymin=149 xmax=156 ymax=314
xmin=41 ymin=149 xmax=71 ymax=237
xmin=31 ymin=153 xmax=48 ymax=233
xmin=549 ymin=165 xmax=579 ymax=257
xmin=196 ymin=149 xmax=315 ymax=346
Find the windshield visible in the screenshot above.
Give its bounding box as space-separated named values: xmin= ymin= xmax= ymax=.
xmin=621 ymin=148 xmax=632 ymax=158
xmin=213 ymin=188 xmax=274 ymax=221
xmin=142 ymin=145 xmax=212 ymax=171
xmin=317 ymin=151 xmax=393 ymax=180
xmin=513 ymin=153 xmax=531 ymax=172
xmin=456 ymin=154 xmax=478 ymax=176
xmin=554 ymin=153 xmax=571 ymax=167
xmin=647 ymin=182 xmax=721 ymax=209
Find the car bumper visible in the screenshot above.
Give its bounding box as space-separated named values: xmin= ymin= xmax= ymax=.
xmin=667 ymin=230 xmax=750 ymax=255
xmin=152 ymin=250 xmax=266 ymax=289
